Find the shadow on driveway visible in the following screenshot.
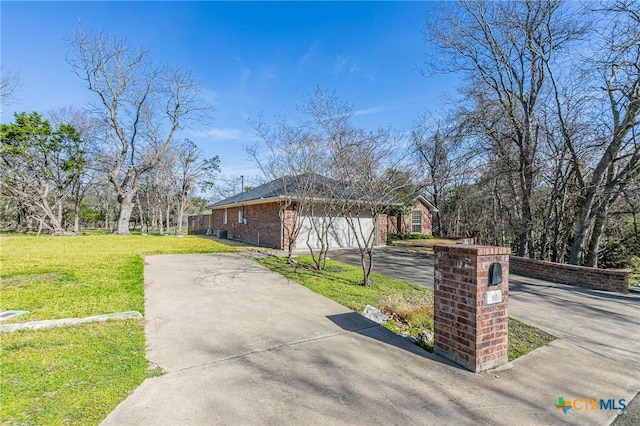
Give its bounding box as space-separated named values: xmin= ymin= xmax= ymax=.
xmin=325 ymin=311 xmax=464 ymax=369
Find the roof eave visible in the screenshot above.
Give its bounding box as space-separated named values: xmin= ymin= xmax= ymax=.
xmin=207 ymin=196 xmax=284 ymax=210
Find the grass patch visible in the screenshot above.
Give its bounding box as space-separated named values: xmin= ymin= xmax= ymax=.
xmin=0 ymin=234 xmax=232 ymax=321
xmin=508 ymin=318 xmax=556 ymax=361
xmin=258 ymin=255 xmax=555 ymax=360
xmin=0 ymin=320 xmax=147 ymax=425
xmin=0 ymin=234 xmax=233 ymax=425
xmin=257 ymin=256 xmax=427 ymax=313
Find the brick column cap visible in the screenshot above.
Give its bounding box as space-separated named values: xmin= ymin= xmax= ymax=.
xmin=434 ymin=244 xmax=511 ymax=256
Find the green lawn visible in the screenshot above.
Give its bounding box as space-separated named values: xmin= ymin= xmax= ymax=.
xmin=0 ymin=234 xmax=233 ymax=425
xmin=257 ymin=255 xmax=555 ymax=360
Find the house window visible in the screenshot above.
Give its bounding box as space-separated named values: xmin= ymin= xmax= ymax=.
xmin=238 ymin=207 xmax=244 ymax=224
xmin=223 ymin=208 xmax=227 ymax=224
xmin=411 ymin=210 xmax=422 ymax=233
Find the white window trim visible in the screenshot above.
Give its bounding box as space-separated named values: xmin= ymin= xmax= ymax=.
xmin=411 ymin=210 xmax=422 ymax=234
xmin=223 ymin=208 xmax=227 ymax=224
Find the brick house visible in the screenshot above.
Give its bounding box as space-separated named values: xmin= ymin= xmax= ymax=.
xmin=386 ymin=195 xmax=436 ymax=236
xmin=202 ymin=175 xmax=389 ymax=250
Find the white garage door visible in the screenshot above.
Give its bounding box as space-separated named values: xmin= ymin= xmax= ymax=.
xmin=295 ymin=213 xmax=375 ymax=249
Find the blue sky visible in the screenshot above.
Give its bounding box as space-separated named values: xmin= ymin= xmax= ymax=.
xmin=1 ymin=1 xmax=457 ymax=179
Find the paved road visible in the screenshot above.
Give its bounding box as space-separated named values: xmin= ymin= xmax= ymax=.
xmin=102 ymin=252 xmax=640 ymax=425
xmin=327 ymin=246 xmax=435 ymax=288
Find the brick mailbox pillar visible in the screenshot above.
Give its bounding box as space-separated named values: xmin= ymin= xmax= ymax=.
xmin=433 ymin=245 xmax=510 ymax=372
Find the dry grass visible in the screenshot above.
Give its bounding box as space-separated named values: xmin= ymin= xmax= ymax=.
xmin=379 ymin=290 xmax=434 ymax=334
xmin=389 ymin=237 xmax=458 ymax=256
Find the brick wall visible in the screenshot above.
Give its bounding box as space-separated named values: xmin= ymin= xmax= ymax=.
xmin=510 ymin=256 xmax=629 ymax=294
xmin=415 ymin=202 xmax=432 ymax=235
xmin=187 ymin=214 xmax=210 ymax=235
xmin=387 ymin=202 xmax=433 ymax=235
xmin=377 ymin=214 xmax=388 ymax=246
xmin=282 ymin=207 xmax=297 ymax=250
xmin=210 ymin=202 xmax=283 ymax=248
xmin=434 ymin=244 xmax=510 ymax=373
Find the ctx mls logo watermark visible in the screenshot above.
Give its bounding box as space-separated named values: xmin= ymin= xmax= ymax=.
xmin=555 ymin=396 xmax=627 ymax=414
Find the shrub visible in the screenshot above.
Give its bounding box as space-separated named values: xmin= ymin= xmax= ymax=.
xmin=387 ymin=233 xmax=434 ymax=241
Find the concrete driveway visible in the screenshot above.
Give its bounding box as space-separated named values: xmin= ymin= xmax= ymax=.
xmin=102 ymin=252 xmax=639 ymax=425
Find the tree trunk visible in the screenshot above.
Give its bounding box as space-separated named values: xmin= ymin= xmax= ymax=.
xmin=73 ymin=188 xmax=81 ymax=233
xmin=584 ymin=203 xmax=607 ymax=267
xmin=518 ymin=186 xmax=534 ymax=258
xmin=158 ymin=207 xmax=164 ymax=235
xmin=136 ymin=193 xmax=146 ymax=233
xmin=362 ymin=248 xmax=374 ymax=286
xmin=359 ymin=249 xmax=370 ymax=286
xmin=57 ymin=201 xmax=64 ymax=233
xmin=175 ymin=208 xmax=184 ymax=235
xmin=175 ymin=193 xmax=186 ymax=236
xmin=116 ymin=193 xmax=134 ymax=235
xmin=569 ymin=201 xmax=593 ymax=265
xmin=166 ymin=202 xmax=171 ymax=234
xmin=585 ymin=190 xmax=620 ymax=267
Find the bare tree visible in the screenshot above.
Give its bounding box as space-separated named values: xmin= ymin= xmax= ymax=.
xmin=0 ymin=67 xmax=21 ymax=108
xmin=304 ymin=89 xmax=419 ymax=285
xmin=334 ymin=128 xmax=417 ymax=286
xmin=412 ymin=113 xmax=473 ymax=236
xmin=208 ymin=174 xmax=263 ymax=202
xmin=248 ymin=103 xmax=332 ymax=263
xmin=427 ymin=0 xmax=585 ymax=257
xmin=66 ymin=28 xmax=210 ymax=234
xmin=172 ymin=139 xmax=220 ymax=235
xmin=566 ymin=1 xmax=640 ymax=265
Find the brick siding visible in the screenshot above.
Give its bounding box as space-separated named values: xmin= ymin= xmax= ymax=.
xmin=377 ymin=214 xmax=388 ymax=246
xmin=210 ymin=202 xmax=283 ymax=248
xmin=282 ymin=207 xmax=297 ymax=250
xmin=209 ymin=202 xmax=388 ymax=249
xmin=510 ymin=256 xmax=629 ymax=294
xmin=387 ymin=202 xmax=433 ymax=235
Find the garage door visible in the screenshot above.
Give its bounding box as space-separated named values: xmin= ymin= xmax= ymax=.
xmin=295 ymin=213 xmax=375 ymax=249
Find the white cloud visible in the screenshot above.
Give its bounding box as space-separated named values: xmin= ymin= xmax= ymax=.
xmin=298 ymin=46 xmax=320 ymax=69
xmin=332 ymin=55 xmax=349 ymax=74
xmin=199 ymin=89 xmax=219 ymax=103
xmin=332 ymin=55 xmax=360 ymax=75
xmin=191 ymin=127 xmax=244 ymax=141
xmin=353 ymin=106 xmax=386 ymax=117
xmin=260 ymin=66 xmax=278 ymax=81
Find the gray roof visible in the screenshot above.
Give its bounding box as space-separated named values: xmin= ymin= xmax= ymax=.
xmin=206 ymin=173 xmax=343 ymax=209
xmin=206 ymin=173 xmax=438 ymax=211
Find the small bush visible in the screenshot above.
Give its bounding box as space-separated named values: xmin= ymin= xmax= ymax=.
xmin=387 ymin=233 xmax=433 ymax=241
